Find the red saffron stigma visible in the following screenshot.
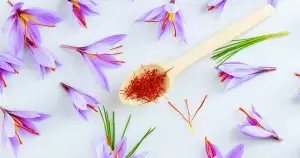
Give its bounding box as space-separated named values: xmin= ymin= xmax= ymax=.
xmin=208 ymin=6 xmax=216 ymax=11
xmin=121 ymin=67 xmax=168 ymax=104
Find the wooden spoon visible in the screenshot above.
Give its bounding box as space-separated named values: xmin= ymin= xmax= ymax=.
xmin=120 ymin=4 xmax=275 ymax=105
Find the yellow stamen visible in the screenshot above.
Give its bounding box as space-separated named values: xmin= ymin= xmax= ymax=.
xmin=168 ymin=13 xmax=175 ymax=21
xmin=70 ymin=0 xmax=81 ymax=8
xmin=19 ymin=13 xmax=34 ymax=22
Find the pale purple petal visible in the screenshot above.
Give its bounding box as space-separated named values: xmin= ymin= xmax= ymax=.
xmin=136 ymin=6 xmax=165 ymax=22
xmin=83 ymin=54 xmax=110 ymax=91
xmin=11 ymin=2 xmax=24 ymax=13
xmin=158 ymin=20 xmax=170 ymax=40
xmin=3 ymin=15 xmax=15 ymax=33
xmin=0 ymin=61 xmax=15 ymax=72
xmin=217 ymin=62 xmax=264 ymax=77
xmin=78 ymin=2 xmax=98 ymax=15
xmin=225 ymin=144 xmax=244 ymax=158
xmin=224 ymin=75 xmax=255 ymax=90
xmin=268 ymin=0 xmax=278 ymax=7
xmin=29 ymin=46 xmax=56 ymax=68
xmin=8 ymin=111 xmax=48 ymax=120
xmin=2 ymin=111 xmax=15 ymax=138
xmin=114 ymin=138 xmax=127 ymax=158
xmin=68 ymin=88 xmax=88 ymax=110
xmin=18 ymin=118 xmax=39 ymax=135
xmin=26 ymin=23 xmax=41 ymax=45
xmin=96 ymin=141 xmax=112 ymax=158
xmin=90 ymin=55 xmax=122 ymax=68
xmin=72 ymin=5 xmax=87 ymax=27
xmin=77 ymin=107 xmax=88 ymax=120
xmin=8 ymin=136 xmax=19 ymax=157
xmin=239 ymin=125 xmax=273 ymax=138
xmin=174 ymin=11 xmax=186 ymax=43
xmin=84 ymin=34 xmax=127 ymax=54
xmin=24 ymin=8 xmax=62 ymax=26
xmin=250 ymin=106 xmax=262 ymax=119
xmin=0 ymin=53 xmax=22 ymax=65
xmin=8 ymin=18 xmax=25 ymax=56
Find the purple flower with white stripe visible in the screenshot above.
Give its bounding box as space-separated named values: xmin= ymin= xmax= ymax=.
xmin=136 ymin=0 xmax=186 ymax=43
xmin=207 ymin=0 xmax=227 ymax=12
xmin=0 ymin=107 xmax=49 ymax=157
xmin=3 ymin=1 xmax=61 ymax=57
xmin=216 ymin=62 xmax=276 ymax=90
xmin=67 ymin=0 xmax=98 ymax=28
xmin=205 ymin=137 xmax=244 ymax=158
xmin=60 ymin=82 xmax=99 ymax=120
xmin=0 ymin=53 xmax=22 ymax=93
xmin=238 ymin=106 xmax=281 ymax=141
xmin=61 ymin=34 xmax=126 ymax=91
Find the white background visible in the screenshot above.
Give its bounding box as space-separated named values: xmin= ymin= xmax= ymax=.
xmin=0 ymin=0 xmax=300 ymax=157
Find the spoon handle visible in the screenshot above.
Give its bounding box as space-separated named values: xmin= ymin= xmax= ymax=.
xmin=165 ymin=4 xmax=275 ymax=78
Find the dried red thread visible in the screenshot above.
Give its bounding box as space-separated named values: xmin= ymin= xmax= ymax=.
xmin=121 ymin=67 xmax=168 ymax=104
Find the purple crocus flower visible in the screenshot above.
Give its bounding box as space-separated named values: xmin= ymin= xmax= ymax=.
xmin=268 ymin=0 xmax=278 ymax=7
xmin=96 ymin=138 xmax=147 ymax=158
xmin=238 ymin=106 xmax=281 ymax=141
xmin=60 ymin=82 xmax=99 ymax=120
xmin=61 ymin=34 xmax=126 ymax=91
xmin=216 ymin=62 xmax=276 ymax=90
xmin=3 ymin=1 xmax=61 ymax=57
xmin=207 ymin=0 xmax=227 ymax=11
xmin=25 ymin=37 xmax=61 ymax=78
xmin=136 ymin=0 xmax=186 ymax=43
xmin=67 ymin=0 xmax=98 ymax=28
xmin=205 ymin=137 xmax=244 ymax=158
xmin=0 ymin=53 xmax=22 ymax=93
xmin=0 ymin=107 xmax=49 ymax=157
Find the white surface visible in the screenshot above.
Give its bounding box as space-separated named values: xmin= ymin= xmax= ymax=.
xmin=0 ymin=0 xmax=300 ymax=158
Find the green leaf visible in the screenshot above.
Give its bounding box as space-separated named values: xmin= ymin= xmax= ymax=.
xmin=111 ymin=111 xmax=116 ymax=149
xmin=211 ymin=31 xmax=289 ymax=65
xmin=125 ymin=127 xmax=156 ymax=158
xmin=121 ymin=114 xmax=132 ymax=139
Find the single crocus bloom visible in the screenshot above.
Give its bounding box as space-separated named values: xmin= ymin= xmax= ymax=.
xmin=3 ymin=1 xmax=61 ymax=57
xmin=216 ymin=62 xmax=276 ymax=90
xmin=136 ymin=0 xmax=186 ymax=43
xmin=67 ymin=0 xmax=98 ymax=28
xmin=205 ymin=137 xmax=244 ymax=158
xmin=96 ymin=138 xmax=147 ymax=158
xmin=207 ymin=0 xmax=227 ymax=11
xmin=61 ymin=34 xmax=126 ymax=91
xmin=0 ymin=53 xmax=22 ymax=93
xmin=0 ymin=107 xmax=49 ymax=157
xmin=25 ymin=37 xmax=61 ymax=78
xmin=238 ymin=106 xmax=281 ymax=141
xmin=60 ymin=82 xmax=99 ymax=120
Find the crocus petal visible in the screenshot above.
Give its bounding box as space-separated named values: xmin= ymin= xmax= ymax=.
xmin=174 ymin=11 xmax=186 ymax=43
xmin=114 ymin=138 xmax=127 ymax=158
xmin=29 ymin=46 xmax=56 ymax=68
xmin=18 ymin=119 xmax=39 ymax=135
xmin=83 ymin=54 xmax=110 ymax=91
xmin=3 ymin=15 xmax=15 ymax=33
xmin=2 ymin=111 xmax=15 ymax=138
xmin=158 ymin=19 xmax=170 ymax=39
xmin=208 ymin=0 xmax=226 ymax=11
xmin=11 ymin=2 xmax=24 ymax=13
xmin=225 ymin=144 xmax=244 ymax=158
xmin=24 ymin=8 xmax=61 ymax=26
xmin=268 ymin=0 xmax=278 ymax=7
xmin=240 ymin=125 xmax=273 ymax=138
xmin=73 ymin=5 xmax=87 ymax=28
xmin=8 ymin=111 xmax=48 ymax=120
xmin=77 ymin=108 xmax=88 ymax=120
xmin=0 ymin=53 xmax=22 ymax=66
xmin=96 ymin=141 xmax=112 ymax=158
xmin=90 ymin=54 xmax=122 ymax=68
xmin=131 ymin=152 xmax=148 ymax=158
xmin=8 ymin=136 xmax=20 ymax=157
xmin=8 ymin=18 xmax=25 ymax=56
xmin=78 ymin=3 xmax=98 ymax=15
xmin=0 ymin=61 xmax=15 ymax=72
xmin=68 ymin=89 xmax=88 ymax=110
xmin=224 ymin=75 xmax=255 ymax=90
xmin=26 ymin=22 xmax=41 ymax=45
xmin=217 ymin=62 xmax=264 ymax=77
xmin=84 ymin=34 xmax=127 ymax=54
xmin=136 ymin=6 xmax=165 ymax=22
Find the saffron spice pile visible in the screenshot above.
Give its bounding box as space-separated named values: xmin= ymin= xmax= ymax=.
xmin=121 ymin=67 xmax=168 ymax=104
